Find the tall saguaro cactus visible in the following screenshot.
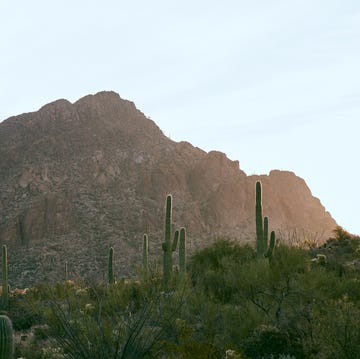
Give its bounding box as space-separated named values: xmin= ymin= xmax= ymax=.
xmin=255 ymin=182 xmax=277 ymax=262
xmin=256 ymin=181 xmax=266 ymax=259
xmin=143 ymin=234 xmax=149 ymax=271
xmin=0 ymin=315 xmax=13 ymax=359
xmin=162 ymin=194 xmax=178 ymax=287
xmin=179 ymin=227 xmax=186 ymax=274
xmin=1 ymin=245 xmax=9 ymax=305
xmin=108 ymin=247 xmax=115 ymax=285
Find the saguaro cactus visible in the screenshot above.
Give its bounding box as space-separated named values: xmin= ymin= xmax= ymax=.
xmin=0 ymin=315 xmax=14 ymax=359
xmin=143 ymin=234 xmax=149 ymax=271
xmin=263 ymin=216 xmax=269 ymax=247
xmin=64 ymin=260 xmax=69 ymax=282
xmin=265 ymin=231 xmax=276 ymax=261
xmin=179 ymin=227 xmax=186 ymax=274
xmin=162 ymin=194 xmax=178 ymax=287
xmin=172 ymin=230 xmax=179 ymax=252
xmin=1 ymin=245 xmax=9 ymax=305
xmin=255 ymin=181 xmax=266 ymax=259
xmin=108 ymin=247 xmax=115 ymax=285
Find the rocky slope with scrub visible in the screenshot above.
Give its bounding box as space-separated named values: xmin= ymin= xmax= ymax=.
xmin=0 ymin=91 xmax=337 ymax=287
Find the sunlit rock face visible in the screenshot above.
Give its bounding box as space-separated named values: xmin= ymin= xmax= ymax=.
xmin=0 ymin=91 xmax=337 ymax=287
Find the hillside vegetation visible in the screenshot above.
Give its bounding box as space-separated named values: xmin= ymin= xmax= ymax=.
xmin=0 ymin=226 xmax=359 ymax=358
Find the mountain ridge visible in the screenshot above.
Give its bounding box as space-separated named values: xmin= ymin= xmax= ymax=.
xmin=0 ymin=91 xmax=337 ymax=287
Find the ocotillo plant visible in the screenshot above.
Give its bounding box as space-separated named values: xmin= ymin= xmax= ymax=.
xmin=0 ymin=315 xmax=14 ymax=359
xmin=1 ymin=245 xmax=9 ymax=306
xmin=143 ymin=234 xmax=149 ymax=271
xmin=108 ymin=247 xmax=115 ymax=285
xmin=162 ymin=194 xmax=178 ymax=287
xmin=179 ymin=227 xmax=186 ymax=274
xmin=255 ymin=181 xmax=266 ymax=259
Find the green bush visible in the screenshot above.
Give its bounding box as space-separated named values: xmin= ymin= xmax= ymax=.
xmin=243 ymin=324 xmax=291 ymax=358
xmin=189 ymin=239 xmax=255 ymax=303
xmin=313 ymin=296 xmax=360 ymax=358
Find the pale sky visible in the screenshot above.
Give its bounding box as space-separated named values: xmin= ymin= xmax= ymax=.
xmin=1 ymin=1 xmax=359 ymax=235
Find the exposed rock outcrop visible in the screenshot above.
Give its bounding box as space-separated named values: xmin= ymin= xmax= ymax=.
xmin=0 ymin=91 xmax=337 ymax=287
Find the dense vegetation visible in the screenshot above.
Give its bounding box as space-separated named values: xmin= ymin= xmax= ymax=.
xmin=0 ymin=228 xmax=359 ymax=358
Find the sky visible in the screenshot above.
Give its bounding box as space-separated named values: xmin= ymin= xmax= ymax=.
xmin=1 ymin=1 xmax=359 ymax=235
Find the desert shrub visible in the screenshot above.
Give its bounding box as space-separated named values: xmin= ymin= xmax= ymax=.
xmin=313 ymin=296 xmax=360 ymax=358
xmin=313 ymin=226 xmax=360 ymax=276
xmin=41 ymin=279 xmax=188 ymax=359
xmin=12 ymin=322 xmax=63 ymax=359
xmin=190 ymin=239 xmax=255 ymax=276
xmin=269 ymin=244 xmax=310 ymax=278
xmin=243 ymin=324 xmax=291 ymax=359
xmin=189 ymin=239 xmax=255 ymax=303
xmin=186 ymin=241 xmax=333 ymax=357
xmin=6 ymin=295 xmax=42 ymax=331
xmin=160 ymin=318 xmax=220 ymax=358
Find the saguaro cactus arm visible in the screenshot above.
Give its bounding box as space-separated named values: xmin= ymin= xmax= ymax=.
xmin=172 ymin=230 xmax=179 ymax=252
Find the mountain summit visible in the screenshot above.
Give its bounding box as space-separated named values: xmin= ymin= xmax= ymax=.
xmin=0 ymin=91 xmax=337 ymax=286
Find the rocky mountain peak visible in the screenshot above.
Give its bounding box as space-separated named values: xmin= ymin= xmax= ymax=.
xmin=0 ymin=91 xmax=337 ymax=287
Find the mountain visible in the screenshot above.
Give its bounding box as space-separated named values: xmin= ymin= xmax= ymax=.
xmin=0 ymin=91 xmax=337 ymax=287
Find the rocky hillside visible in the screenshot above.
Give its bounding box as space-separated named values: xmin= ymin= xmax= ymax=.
xmin=0 ymin=91 xmax=337 ymax=287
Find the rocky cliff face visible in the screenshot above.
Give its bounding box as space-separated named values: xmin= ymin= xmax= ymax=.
xmin=0 ymin=91 xmax=337 ymax=287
